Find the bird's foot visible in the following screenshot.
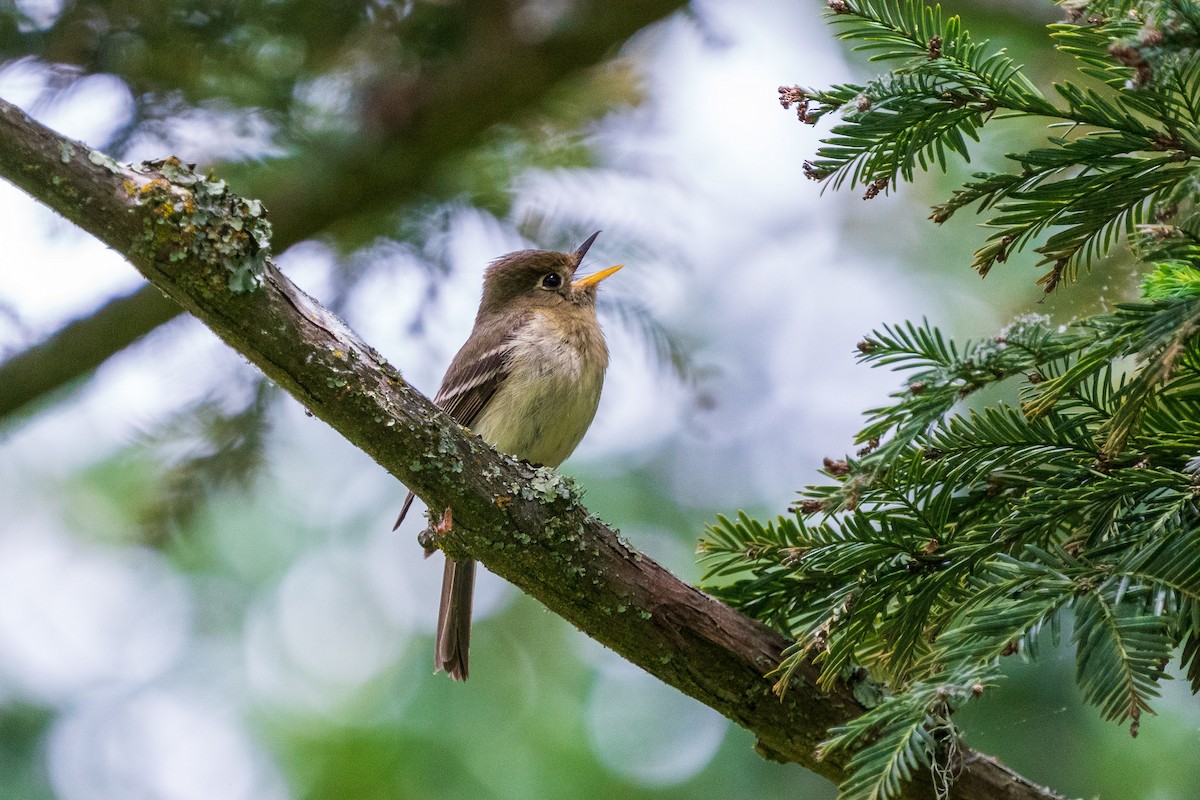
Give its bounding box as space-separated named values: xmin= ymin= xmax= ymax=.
xmin=418 ymin=507 xmax=453 ymax=557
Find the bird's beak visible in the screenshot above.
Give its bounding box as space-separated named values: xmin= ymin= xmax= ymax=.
xmin=573 ymin=264 xmax=623 ymax=289
xmin=575 ymin=230 xmax=602 ymax=259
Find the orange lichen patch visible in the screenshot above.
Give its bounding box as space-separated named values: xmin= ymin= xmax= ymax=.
xmin=139 ymin=177 xmax=173 ymax=197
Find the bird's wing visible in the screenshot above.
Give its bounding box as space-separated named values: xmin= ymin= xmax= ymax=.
xmin=433 ymin=317 xmax=526 ymax=427
xmin=394 ymin=316 xmax=527 ymax=530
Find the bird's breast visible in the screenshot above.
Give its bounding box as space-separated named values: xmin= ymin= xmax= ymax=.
xmin=471 ymin=311 xmax=608 ymax=468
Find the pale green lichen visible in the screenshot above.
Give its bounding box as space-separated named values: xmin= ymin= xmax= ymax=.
xmin=87 ymin=149 xmax=122 ymax=173
xmin=845 ymin=666 xmax=887 ymax=709
xmin=134 ymin=156 xmax=272 ymax=294
xmin=436 ymin=428 xmax=464 ymax=474
xmin=528 ymin=467 xmax=577 ymax=503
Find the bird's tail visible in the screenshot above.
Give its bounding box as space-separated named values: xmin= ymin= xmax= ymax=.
xmin=435 ymin=556 xmax=476 ymax=680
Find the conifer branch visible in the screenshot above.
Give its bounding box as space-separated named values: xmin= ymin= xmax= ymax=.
xmin=729 ymin=2 xmax=1200 ymax=797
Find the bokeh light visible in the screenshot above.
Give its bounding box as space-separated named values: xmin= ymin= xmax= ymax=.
xmin=586 ymin=662 xmax=727 ymax=786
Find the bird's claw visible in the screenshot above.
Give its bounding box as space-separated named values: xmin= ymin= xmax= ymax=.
xmin=418 ymin=507 xmax=454 ymax=557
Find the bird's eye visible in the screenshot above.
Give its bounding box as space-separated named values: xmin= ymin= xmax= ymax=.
xmin=541 ymin=272 xmax=563 ymax=289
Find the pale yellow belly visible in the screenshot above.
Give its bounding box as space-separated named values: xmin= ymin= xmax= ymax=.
xmin=471 ymin=314 xmax=606 ymax=468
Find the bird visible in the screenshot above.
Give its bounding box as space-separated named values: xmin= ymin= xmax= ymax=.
xmin=394 ymin=231 xmax=621 ymax=680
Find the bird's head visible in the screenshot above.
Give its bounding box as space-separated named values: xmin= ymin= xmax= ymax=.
xmin=478 ymin=231 xmax=622 ymax=318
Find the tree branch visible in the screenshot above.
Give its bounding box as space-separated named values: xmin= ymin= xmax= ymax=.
xmin=0 ymin=284 xmax=181 ymax=419
xmin=0 ymin=97 xmax=1067 ymax=800
xmin=0 ymin=0 xmax=686 ymax=421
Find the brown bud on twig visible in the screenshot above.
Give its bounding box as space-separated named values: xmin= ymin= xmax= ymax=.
xmin=856 ymin=437 xmax=880 ymax=457
xmin=803 ymin=160 xmax=831 ymax=181
xmin=994 ymin=234 xmax=1014 ymax=264
xmin=1151 ymin=132 xmax=1183 ymax=151
xmin=1109 ymin=42 xmax=1153 ymax=87
xmin=778 ymin=85 xmax=811 ymax=122
xmin=1138 ymin=26 xmax=1163 ymax=46
xmin=863 ymin=176 xmax=888 ymax=200
xmin=797 ymin=499 xmax=825 ymax=515
xmin=822 ymin=457 xmax=850 ymax=476
xmin=1041 ymin=259 xmax=1067 ymax=293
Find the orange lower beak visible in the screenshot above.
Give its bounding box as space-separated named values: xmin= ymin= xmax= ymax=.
xmin=573 ymin=264 xmax=623 ymax=289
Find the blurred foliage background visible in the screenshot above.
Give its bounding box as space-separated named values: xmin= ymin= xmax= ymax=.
xmin=0 ymin=1 xmax=1196 ymax=799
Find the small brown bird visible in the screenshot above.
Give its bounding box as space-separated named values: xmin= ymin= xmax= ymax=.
xmin=394 ymin=232 xmax=621 ymax=680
